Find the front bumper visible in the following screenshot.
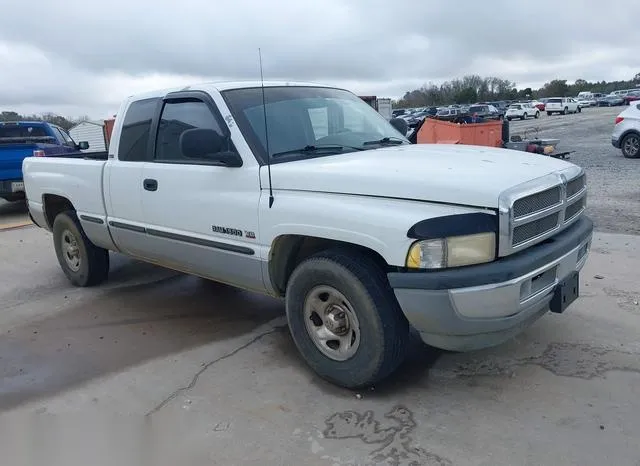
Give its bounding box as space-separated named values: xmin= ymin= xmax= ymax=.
xmin=388 ymin=216 xmax=593 ymax=351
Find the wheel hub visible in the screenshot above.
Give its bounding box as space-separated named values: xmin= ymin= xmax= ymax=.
xmin=324 ymin=305 xmax=350 ymax=336
xmin=303 ymin=285 xmax=361 ymax=361
xmin=61 ymin=230 xmax=81 ymax=272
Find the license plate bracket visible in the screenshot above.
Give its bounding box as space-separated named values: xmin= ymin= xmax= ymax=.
xmin=550 ymin=272 xmax=580 ymax=314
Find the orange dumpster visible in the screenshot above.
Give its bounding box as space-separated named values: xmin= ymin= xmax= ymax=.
xmin=416 ymin=118 xmax=503 ymax=147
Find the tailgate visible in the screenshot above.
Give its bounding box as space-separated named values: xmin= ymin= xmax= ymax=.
xmin=0 ymin=144 xmax=36 ymax=181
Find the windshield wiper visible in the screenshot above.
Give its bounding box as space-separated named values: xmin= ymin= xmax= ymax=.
xmin=362 ymin=136 xmax=406 ymax=147
xmin=271 ymin=144 xmax=363 ymax=158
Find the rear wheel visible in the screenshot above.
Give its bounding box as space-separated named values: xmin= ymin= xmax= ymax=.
xmin=52 ymin=210 xmax=109 ymax=287
xmin=621 ymin=133 xmax=640 ymax=158
xmin=577 ymin=106 xmax=582 ymax=113
xmin=535 ymin=111 xmax=540 ymax=119
xmin=547 ymin=111 xmax=552 ymax=116
xmin=521 ymin=113 xmax=527 ymax=120
xmin=285 ymin=249 xmax=409 ymax=389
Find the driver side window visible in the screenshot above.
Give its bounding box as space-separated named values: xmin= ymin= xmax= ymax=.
xmin=155 ymin=100 xmax=228 ymax=163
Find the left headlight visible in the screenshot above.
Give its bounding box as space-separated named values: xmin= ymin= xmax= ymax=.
xmin=406 ymin=232 xmax=496 ymax=269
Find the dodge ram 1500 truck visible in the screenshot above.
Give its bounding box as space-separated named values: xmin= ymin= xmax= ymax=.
xmin=23 ymin=81 xmax=593 ymax=389
xmin=0 ymin=121 xmax=90 ymax=201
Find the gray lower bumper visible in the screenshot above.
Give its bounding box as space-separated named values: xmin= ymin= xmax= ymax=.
xmin=389 ymin=217 xmax=593 ymax=351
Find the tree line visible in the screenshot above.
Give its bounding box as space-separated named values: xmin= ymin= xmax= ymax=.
xmin=0 ymin=111 xmax=90 ymax=131
xmin=395 ymin=73 xmax=640 ymax=108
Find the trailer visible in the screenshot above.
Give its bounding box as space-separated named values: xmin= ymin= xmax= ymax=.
xmin=358 ymin=96 xmax=393 ymax=120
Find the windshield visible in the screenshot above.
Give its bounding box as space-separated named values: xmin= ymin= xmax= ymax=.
xmin=221 ymin=86 xmax=409 ymax=164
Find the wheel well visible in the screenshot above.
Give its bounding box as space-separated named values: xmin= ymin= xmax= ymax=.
xmin=268 ymin=235 xmax=391 ymax=296
xmin=621 ymin=130 xmax=640 ymax=141
xmin=43 ymin=194 xmax=75 ymax=229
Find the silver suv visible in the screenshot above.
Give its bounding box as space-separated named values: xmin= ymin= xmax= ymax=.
xmin=611 ymin=103 xmax=640 ymax=158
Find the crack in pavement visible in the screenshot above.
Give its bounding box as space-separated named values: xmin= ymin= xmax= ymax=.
xmin=146 ymin=321 xmax=287 ymax=416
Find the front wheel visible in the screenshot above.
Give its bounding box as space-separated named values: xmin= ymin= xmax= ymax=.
xmin=547 ymin=111 xmax=552 ymax=116
xmin=563 ymin=107 xmax=568 ymax=115
xmin=285 ymin=249 xmax=409 ymax=389
xmin=521 ymin=113 xmax=527 ymax=120
xmin=52 ymin=210 xmax=109 ymax=287
xmin=621 ymin=133 xmax=640 ymax=158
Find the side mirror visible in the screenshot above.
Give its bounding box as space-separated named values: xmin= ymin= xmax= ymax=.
xmin=77 ymin=141 xmax=90 ymax=150
xmin=389 ymin=117 xmax=408 ymax=136
xmin=179 ymin=128 xmax=243 ymax=167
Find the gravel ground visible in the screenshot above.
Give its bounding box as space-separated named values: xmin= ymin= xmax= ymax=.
xmin=508 ymin=106 xmax=640 ymax=235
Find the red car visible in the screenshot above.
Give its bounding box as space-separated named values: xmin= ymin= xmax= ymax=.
xmin=623 ymin=91 xmax=640 ymax=105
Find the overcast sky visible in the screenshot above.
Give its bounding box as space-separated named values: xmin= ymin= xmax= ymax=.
xmin=1 ymin=0 xmax=639 ymax=119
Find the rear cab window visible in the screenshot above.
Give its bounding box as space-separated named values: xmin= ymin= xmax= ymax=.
xmin=118 ymin=98 xmax=160 ymax=162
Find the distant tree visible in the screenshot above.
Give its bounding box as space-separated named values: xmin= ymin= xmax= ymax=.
xmin=455 ymin=87 xmax=477 ymax=104
xmin=0 ymin=110 xmax=76 ymax=130
xmin=540 ymin=79 xmax=570 ymax=97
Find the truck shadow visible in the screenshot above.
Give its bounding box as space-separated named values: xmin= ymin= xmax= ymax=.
xmin=0 ymin=254 xmax=285 ymax=412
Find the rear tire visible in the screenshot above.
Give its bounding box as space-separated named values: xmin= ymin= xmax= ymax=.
xmin=621 ymin=133 xmax=640 ymax=158
xmin=285 ymin=249 xmax=409 ymax=389
xmin=535 ymin=111 xmax=540 ymax=119
xmin=52 ymin=210 xmax=109 ymax=287
xmin=521 ymin=113 xmax=527 ymax=120
xmin=577 ymin=106 xmax=581 ymax=113
xmin=547 ymin=111 xmax=552 ymax=116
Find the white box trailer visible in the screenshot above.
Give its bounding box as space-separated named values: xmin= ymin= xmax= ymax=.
xmin=358 ymin=96 xmax=393 ymax=120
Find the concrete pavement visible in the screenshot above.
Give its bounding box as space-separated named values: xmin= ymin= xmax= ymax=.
xmin=1 ymin=225 xmax=640 ymax=465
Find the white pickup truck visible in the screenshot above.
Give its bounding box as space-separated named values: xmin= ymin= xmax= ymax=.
xmin=23 ymin=81 xmax=593 ymax=389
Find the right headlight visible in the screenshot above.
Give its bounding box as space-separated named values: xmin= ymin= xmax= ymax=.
xmin=406 ymin=232 xmax=496 ymax=269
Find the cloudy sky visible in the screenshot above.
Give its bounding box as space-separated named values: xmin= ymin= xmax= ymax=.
xmin=1 ymin=0 xmax=639 ymax=119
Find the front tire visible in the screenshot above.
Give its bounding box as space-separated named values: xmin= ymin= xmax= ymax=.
xmin=52 ymin=210 xmax=109 ymax=287
xmin=621 ymin=133 xmax=640 ymax=158
xmin=285 ymin=249 xmax=409 ymax=389
xmin=521 ymin=113 xmax=527 ymax=120
xmin=563 ymin=107 xmax=568 ymax=115
xmin=547 ymin=111 xmax=552 ymax=116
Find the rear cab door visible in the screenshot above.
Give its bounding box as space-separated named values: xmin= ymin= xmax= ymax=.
xmin=104 ymin=97 xmax=162 ymax=257
xmin=138 ymin=89 xmax=264 ymax=291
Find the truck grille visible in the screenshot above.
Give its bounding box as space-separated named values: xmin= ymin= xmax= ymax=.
xmin=499 ymin=169 xmax=587 ymax=256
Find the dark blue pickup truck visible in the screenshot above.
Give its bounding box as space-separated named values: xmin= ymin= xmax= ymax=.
xmin=0 ymin=121 xmax=91 ymax=201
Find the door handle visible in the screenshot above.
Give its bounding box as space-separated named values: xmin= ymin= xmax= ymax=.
xmin=143 ymin=178 xmax=158 ymax=191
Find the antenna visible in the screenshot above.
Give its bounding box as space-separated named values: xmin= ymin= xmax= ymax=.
xmin=259 ymin=48 xmax=274 ymax=208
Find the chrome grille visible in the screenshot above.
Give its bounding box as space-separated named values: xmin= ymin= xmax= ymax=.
xmin=566 ymin=174 xmax=586 ymax=198
xmin=513 ymin=212 xmax=559 ymax=245
xmin=565 ymin=197 xmax=585 ymax=221
xmin=498 ymin=168 xmax=587 ymax=256
xmin=513 ymin=187 xmax=562 ymax=218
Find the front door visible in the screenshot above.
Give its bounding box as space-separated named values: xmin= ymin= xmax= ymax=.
xmin=140 ymin=92 xmax=264 ymax=292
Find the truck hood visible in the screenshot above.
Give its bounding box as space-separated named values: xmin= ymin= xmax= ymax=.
xmin=267 ymin=144 xmax=573 ymax=208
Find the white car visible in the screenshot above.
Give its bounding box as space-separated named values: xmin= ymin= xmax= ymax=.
xmin=546 ymin=97 xmax=581 ymax=115
xmin=611 ymin=102 xmax=640 ymax=158
xmin=22 ymin=80 xmax=593 ymax=389
xmin=505 ymin=103 xmax=540 ymax=120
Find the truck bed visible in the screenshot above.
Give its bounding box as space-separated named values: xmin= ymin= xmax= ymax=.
xmin=22 ymin=156 xmax=108 ymax=218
